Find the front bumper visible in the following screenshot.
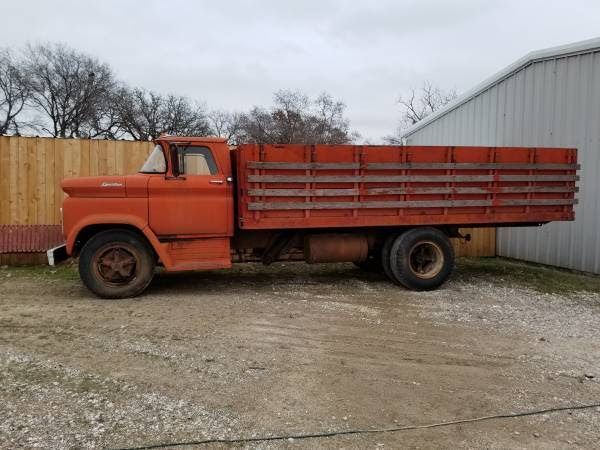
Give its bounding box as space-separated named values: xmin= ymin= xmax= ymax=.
xmin=47 ymin=244 xmax=68 ymax=266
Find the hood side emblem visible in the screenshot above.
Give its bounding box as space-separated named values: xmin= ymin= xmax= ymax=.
xmin=101 ymin=182 xmax=123 ymax=187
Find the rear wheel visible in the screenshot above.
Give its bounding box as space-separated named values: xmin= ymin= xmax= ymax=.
xmin=381 ymin=234 xmax=398 ymax=281
xmin=79 ymin=230 xmax=155 ymax=299
xmin=388 ymin=227 xmax=454 ymax=290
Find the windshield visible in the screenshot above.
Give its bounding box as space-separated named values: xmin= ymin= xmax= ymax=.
xmin=140 ymin=145 xmax=166 ymax=173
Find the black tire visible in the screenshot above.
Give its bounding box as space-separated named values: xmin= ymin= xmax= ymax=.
xmin=353 ymin=255 xmax=383 ymax=272
xmin=388 ymin=227 xmax=454 ymax=291
xmin=79 ymin=229 xmax=155 ymax=299
xmin=380 ymin=234 xmax=398 ymax=281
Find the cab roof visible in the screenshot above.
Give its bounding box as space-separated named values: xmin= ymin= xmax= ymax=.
xmin=155 ymin=135 xmax=228 ymax=144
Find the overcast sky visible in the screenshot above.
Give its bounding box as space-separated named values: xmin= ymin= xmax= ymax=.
xmin=2 ymin=0 xmax=600 ymax=142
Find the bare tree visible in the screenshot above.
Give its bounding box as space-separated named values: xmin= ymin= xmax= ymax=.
xmin=385 ymin=82 xmax=457 ymax=143
xmin=307 ymin=92 xmax=357 ymax=144
xmin=236 ymin=106 xmax=276 ymax=144
xmin=208 ymin=109 xmax=242 ymax=143
xmin=0 ymin=49 xmax=28 ymax=135
xmin=113 ymin=87 xmax=211 ymax=141
xmin=22 ymin=43 xmax=116 ymax=138
xmin=237 ymin=89 xmax=357 ymax=144
xmin=78 ymin=87 xmax=127 ymax=139
xmin=163 ymin=94 xmax=211 ymax=137
xmin=4 ymin=43 xmax=356 ymax=145
xmin=271 ymin=89 xmax=310 ymax=143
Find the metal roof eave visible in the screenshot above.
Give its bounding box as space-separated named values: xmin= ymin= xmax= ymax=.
xmin=401 ymin=36 xmax=600 ymax=139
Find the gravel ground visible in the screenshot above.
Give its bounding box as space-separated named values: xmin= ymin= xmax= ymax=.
xmin=0 ymin=258 xmax=599 ymax=449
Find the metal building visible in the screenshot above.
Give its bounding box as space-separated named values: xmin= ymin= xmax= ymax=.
xmin=401 ymin=37 xmax=600 ymax=274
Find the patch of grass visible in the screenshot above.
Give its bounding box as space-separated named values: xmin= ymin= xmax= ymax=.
xmin=0 ymin=263 xmax=78 ymax=280
xmin=3 ymin=257 xmax=599 ymax=296
xmin=4 ymin=361 xmax=107 ymax=394
xmin=456 ymin=257 xmax=600 ymax=295
xmin=77 ymin=377 xmax=104 ymax=393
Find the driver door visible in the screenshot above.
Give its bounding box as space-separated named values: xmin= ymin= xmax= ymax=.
xmin=148 ymin=145 xmax=231 ymax=237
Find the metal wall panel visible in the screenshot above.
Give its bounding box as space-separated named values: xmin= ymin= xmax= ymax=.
xmin=404 ymin=50 xmax=600 ymax=273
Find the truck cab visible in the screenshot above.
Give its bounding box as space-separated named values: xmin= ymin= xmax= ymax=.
xmin=60 ymin=136 xmax=236 ymax=298
xmin=142 ymin=137 xmax=234 ymax=238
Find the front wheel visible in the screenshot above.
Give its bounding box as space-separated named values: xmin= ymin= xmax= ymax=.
xmin=388 ymin=227 xmax=454 ymax=291
xmin=79 ymin=230 xmax=156 ymax=299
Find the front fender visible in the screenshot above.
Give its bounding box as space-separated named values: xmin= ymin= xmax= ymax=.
xmin=66 ymin=215 xmax=172 ymax=268
xmin=65 ymin=214 xmax=146 ymax=254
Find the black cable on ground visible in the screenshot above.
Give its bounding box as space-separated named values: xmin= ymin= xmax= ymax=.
xmin=114 ymin=401 xmax=600 ymax=450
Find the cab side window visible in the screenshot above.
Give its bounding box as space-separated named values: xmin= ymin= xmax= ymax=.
xmin=179 ymin=147 xmax=218 ymax=175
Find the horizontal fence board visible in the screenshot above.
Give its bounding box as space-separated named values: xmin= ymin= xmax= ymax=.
xmin=0 ymin=253 xmax=49 ymax=265
xmin=248 ymin=174 xmax=579 ymax=183
xmin=248 ymin=198 xmax=577 ymax=211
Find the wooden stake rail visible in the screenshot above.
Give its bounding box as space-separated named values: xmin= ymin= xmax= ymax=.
xmin=236 ymin=144 xmax=578 ymax=230
xmin=248 ymin=186 xmax=578 ymax=197
xmin=248 ymin=198 xmax=577 ymax=211
xmin=248 ymin=161 xmax=580 ymax=171
xmin=248 ymin=174 xmax=578 ymax=183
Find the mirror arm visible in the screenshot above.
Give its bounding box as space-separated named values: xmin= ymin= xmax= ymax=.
xmin=169 ymin=144 xmax=182 ymax=178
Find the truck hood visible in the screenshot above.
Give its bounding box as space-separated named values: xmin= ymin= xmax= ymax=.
xmin=62 ymin=175 xmax=148 ymax=198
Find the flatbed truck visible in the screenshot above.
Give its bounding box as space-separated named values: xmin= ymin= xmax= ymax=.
xmin=54 ymin=136 xmax=578 ymax=298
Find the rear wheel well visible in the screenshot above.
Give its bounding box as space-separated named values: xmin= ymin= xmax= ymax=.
xmin=375 ymin=226 xmax=455 ymax=251
xmin=73 ymin=224 xmax=156 ymax=259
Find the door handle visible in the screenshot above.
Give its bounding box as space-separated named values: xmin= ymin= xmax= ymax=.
xmin=209 ymin=179 xmax=224 ymax=184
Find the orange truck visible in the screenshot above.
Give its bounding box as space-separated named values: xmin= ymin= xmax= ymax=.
xmin=52 ymin=135 xmax=578 ymax=298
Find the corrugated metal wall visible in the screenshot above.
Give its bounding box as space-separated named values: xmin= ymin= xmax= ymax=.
xmin=404 ymin=50 xmax=600 ymax=273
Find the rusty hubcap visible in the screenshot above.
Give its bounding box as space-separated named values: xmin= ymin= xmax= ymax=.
xmin=95 ymin=246 xmax=137 ymax=284
xmin=408 ymin=241 xmax=444 ymax=279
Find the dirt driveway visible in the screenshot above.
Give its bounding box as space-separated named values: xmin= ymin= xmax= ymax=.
xmin=1 ymin=258 xmax=599 ymax=449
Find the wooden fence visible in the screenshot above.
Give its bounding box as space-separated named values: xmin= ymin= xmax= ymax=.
xmin=0 ymin=136 xmax=153 ymax=226
xmin=0 ymin=136 xmax=495 ymax=263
